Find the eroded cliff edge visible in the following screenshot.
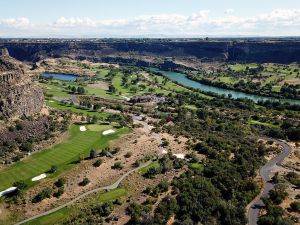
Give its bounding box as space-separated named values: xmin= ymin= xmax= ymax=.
xmin=0 ymin=48 xmax=44 ymax=119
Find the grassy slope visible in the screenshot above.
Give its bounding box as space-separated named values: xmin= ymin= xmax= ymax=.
xmin=0 ymin=125 xmax=129 ymax=190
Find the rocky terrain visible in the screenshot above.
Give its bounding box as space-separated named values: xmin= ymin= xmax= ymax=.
xmin=1 ymin=39 xmax=300 ymax=67
xmin=0 ymin=48 xmax=44 ymax=119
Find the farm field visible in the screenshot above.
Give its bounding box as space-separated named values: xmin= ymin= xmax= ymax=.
xmin=0 ymin=125 xmax=129 ymax=191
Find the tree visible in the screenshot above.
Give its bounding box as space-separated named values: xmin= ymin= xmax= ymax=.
xmin=290 ymin=201 xmax=300 ymax=212
xmin=54 ymin=178 xmax=66 ymax=188
xmin=71 ymin=86 xmax=77 ymax=94
xmin=32 ymin=187 xmax=52 ymax=203
xmin=90 ymin=149 xmax=97 ymax=159
xmin=93 ymin=159 xmax=103 ymax=167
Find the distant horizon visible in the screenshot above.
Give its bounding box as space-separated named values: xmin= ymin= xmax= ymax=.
xmin=1 ymin=35 xmax=300 ymax=39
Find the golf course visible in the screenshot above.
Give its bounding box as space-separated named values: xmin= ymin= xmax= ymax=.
xmin=0 ymin=124 xmax=129 ymax=191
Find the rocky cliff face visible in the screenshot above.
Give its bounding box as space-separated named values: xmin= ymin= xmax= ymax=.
xmin=0 ymin=48 xmax=44 ymax=119
xmin=1 ymin=39 xmax=300 ymax=64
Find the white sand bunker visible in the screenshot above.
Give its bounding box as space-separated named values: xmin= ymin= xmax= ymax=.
xmin=0 ymin=187 xmax=17 ymax=197
xmin=80 ymin=126 xmax=87 ymax=132
xmin=32 ymin=173 xmax=47 ymax=181
xmin=173 ymin=153 xmax=186 ymax=159
xmin=102 ymin=129 xmax=115 ymax=135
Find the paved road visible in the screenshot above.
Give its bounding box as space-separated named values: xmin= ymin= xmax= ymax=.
xmin=248 ymin=138 xmax=292 ymax=225
xmin=14 ymin=161 xmax=152 ymax=225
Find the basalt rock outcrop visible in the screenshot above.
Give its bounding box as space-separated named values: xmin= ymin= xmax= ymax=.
xmin=0 ymin=48 xmax=44 ymax=119
xmin=1 ymin=39 xmax=300 ymax=64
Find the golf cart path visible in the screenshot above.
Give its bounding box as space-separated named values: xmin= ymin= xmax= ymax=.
xmin=14 ymin=161 xmax=151 ymax=225
xmin=248 ymin=138 xmax=292 ymax=225
xmin=16 ymin=116 xmax=164 ymax=225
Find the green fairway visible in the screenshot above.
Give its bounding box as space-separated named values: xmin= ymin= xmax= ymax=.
xmin=97 ymin=188 xmax=127 ymax=202
xmin=0 ymin=125 xmax=129 ymax=191
xmin=23 ymin=188 xmax=127 ymax=225
xmin=46 ymin=100 xmax=110 ymax=118
xmin=228 ymin=63 xmax=258 ymax=72
xmin=23 ymin=207 xmax=72 ymax=225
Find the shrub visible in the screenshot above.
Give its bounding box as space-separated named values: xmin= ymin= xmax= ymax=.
xmin=53 ymin=187 xmax=64 ymax=198
xmin=20 ymin=142 xmax=33 ymax=152
xmin=79 ymin=178 xmax=90 ymax=186
xmin=49 ymin=165 xmax=58 ymax=173
xmin=32 ymin=187 xmax=52 ymax=203
xmin=124 ymin=151 xmax=133 ymax=158
xmin=54 ymin=178 xmax=66 ymax=188
xmin=111 ymin=162 xmax=123 ymax=170
xmin=93 ymin=159 xmax=103 ymax=167
xmin=90 ymin=149 xmax=97 ymax=159
xmin=290 ymin=202 xmax=300 ymax=212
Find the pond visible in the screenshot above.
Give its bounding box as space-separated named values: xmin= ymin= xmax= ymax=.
xmin=41 ymin=73 xmax=78 ymax=81
xmin=152 ymin=69 xmax=300 ymax=105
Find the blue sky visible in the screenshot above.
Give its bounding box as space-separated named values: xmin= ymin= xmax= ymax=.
xmin=0 ymin=0 xmax=300 ymax=37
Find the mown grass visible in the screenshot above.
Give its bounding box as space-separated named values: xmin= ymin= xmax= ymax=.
xmin=46 ymin=100 xmax=110 ymax=118
xmin=228 ymin=63 xmax=258 ymax=72
xmin=97 ymin=188 xmax=127 ymax=202
xmin=139 ymin=161 xmax=160 ymax=175
xmin=0 ymin=125 xmax=129 ymax=191
xmin=23 ymin=188 xmax=127 ymax=225
xmin=23 ymin=207 xmax=72 ymax=225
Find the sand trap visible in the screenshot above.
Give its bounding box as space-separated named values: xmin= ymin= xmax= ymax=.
xmin=31 ymin=173 xmax=47 ymax=181
xmin=102 ymin=129 xmax=115 ymax=135
xmin=80 ymin=126 xmax=87 ymax=132
xmin=173 ymin=153 xmax=186 ymax=159
xmin=0 ymin=187 xmax=17 ymax=197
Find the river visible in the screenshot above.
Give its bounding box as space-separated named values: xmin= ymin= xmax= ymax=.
xmin=152 ymin=69 xmax=300 ymax=105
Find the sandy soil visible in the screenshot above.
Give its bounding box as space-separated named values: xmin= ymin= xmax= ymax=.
xmin=282 ymin=142 xmax=300 ymax=172
xmin=106 ymin=167 xmax=187 ymax=225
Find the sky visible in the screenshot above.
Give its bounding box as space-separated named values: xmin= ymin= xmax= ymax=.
xmin=0 ymin=0 xmax=300 ymax=37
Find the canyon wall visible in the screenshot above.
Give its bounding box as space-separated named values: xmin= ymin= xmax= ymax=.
xmin=1 ymin=40 xmax=300 ymax=64
xmin=0 ymin=48 xmax=44 ymax=119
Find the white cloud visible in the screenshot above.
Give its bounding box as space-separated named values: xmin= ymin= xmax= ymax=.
xmin=1 ymin=9 xmax=300 ymax=37
xmin=0 ymin=17 xmax=31 ymax=28
xmin=224 ymin=9 xmax=235 ymax=15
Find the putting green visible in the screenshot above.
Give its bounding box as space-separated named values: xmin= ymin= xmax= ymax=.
xmin=0 ymin=125 xmax=129 ymax=191
xmin=87 ymin=124 xmax=112 ymax=132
